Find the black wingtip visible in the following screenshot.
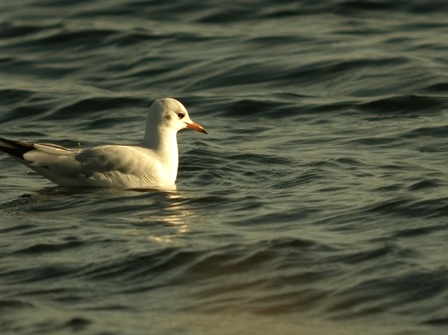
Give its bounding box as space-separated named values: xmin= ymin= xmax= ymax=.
xmin=0 ymin=137 xmax=35 ymax=159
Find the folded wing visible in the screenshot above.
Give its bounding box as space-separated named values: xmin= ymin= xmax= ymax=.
xmin=0 ymin=138 xmax=168 ymax=188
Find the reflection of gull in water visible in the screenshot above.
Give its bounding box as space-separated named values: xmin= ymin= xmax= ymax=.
xmin=2 ymin=187 xmax=196 ymax=244
xmin=123 ymin=191 xmax=193 ymax=243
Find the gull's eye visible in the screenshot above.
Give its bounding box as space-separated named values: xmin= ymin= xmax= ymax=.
xmin=178 ymin=112 xmax=185 ymax=119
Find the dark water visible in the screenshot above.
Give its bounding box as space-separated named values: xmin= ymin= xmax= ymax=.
xmin=1 ymin=0 xmax=448 ymax=334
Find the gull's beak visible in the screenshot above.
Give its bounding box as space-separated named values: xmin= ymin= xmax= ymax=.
xmin=185 ymin=121 xmax=208 ymax=134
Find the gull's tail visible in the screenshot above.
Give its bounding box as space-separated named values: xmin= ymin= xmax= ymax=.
xmin=0 ymin=137 xmax=34 ymax=160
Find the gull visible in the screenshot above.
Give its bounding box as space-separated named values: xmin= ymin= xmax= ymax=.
xmin=0 ymin=98 xmax=207 ymax=189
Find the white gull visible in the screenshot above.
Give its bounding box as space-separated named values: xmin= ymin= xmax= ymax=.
xmin=0 ymin=98 xmax=207 ymax=188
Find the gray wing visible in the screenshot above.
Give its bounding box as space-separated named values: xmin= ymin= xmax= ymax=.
xmin=1 ymin=138 xmax=167 ymax=187
xmin=26 ymin=144 xmax=165 ymax=187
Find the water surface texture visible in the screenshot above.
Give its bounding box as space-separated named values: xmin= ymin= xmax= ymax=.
xmin=1 ymin=1 xmax=448 ymax=334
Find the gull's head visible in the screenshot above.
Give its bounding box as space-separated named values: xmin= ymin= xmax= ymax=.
xmin=147 ymin=98 xmax=207 ymax=134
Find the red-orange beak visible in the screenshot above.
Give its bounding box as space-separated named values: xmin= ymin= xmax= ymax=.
xmin=185 ymin=121 xmax=208 ymax=134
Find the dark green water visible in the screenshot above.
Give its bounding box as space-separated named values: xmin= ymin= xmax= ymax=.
xmin=1 ymin=1 xmax=448 ymax=334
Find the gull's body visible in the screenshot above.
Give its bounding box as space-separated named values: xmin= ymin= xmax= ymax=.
xmin=0 ymin=98 xmax=207 ymax=188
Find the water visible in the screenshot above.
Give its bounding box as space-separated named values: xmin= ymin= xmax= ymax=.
xmin=1 ymin=0 xmax=448 ymax=334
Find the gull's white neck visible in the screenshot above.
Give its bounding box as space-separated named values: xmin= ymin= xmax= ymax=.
xmin=141 ymin=127 xmax=179 ymax=183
